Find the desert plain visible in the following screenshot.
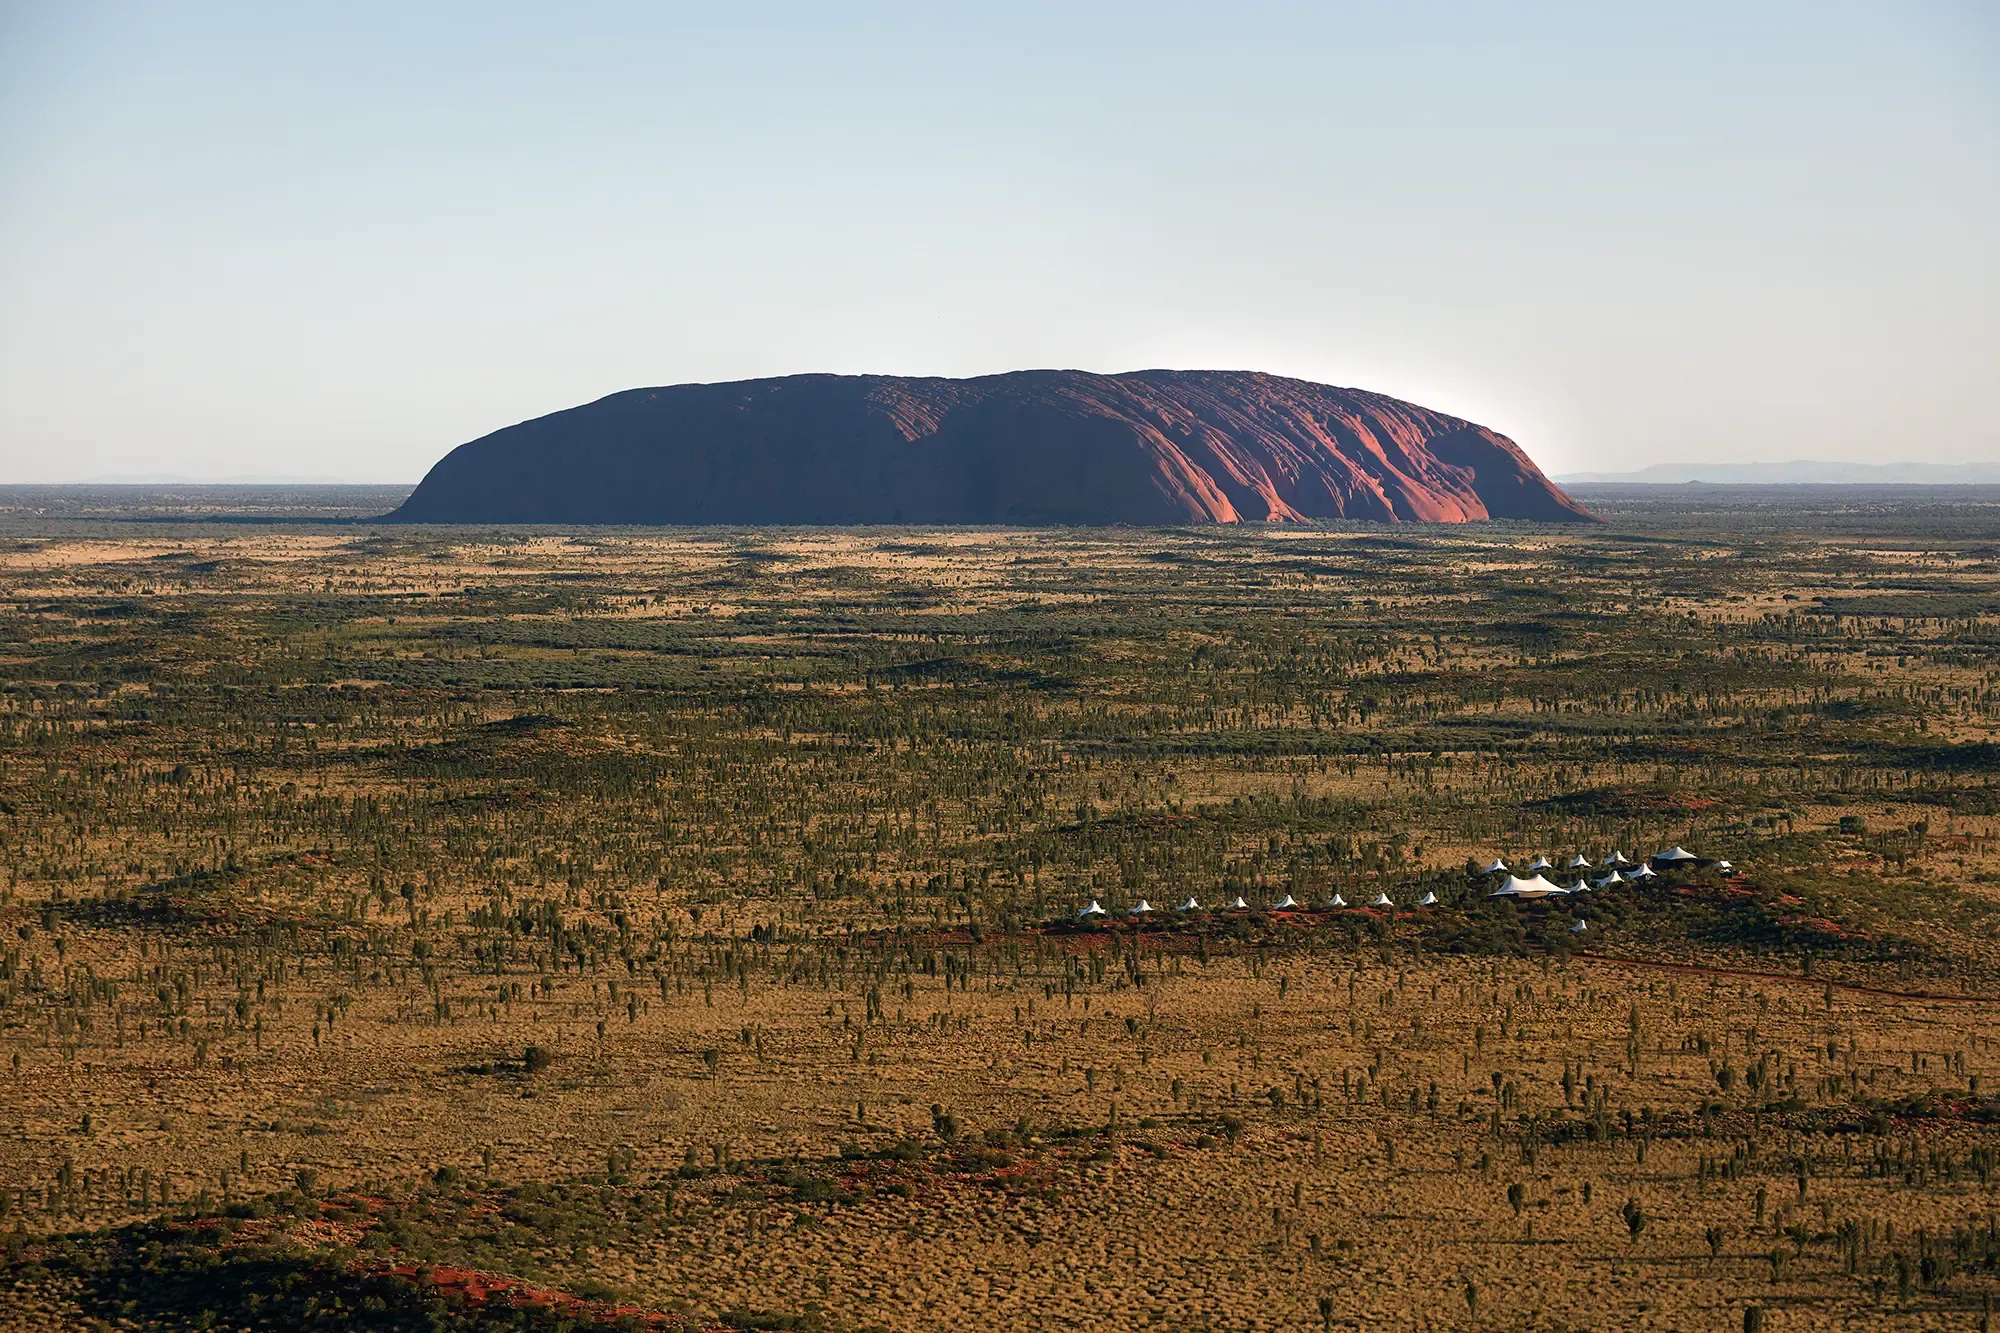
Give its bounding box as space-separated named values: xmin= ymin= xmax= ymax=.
xmin=0 ymin=485 xmax=1998 ymax=1331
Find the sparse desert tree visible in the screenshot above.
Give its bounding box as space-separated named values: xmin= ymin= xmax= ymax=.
xmin=1621 ymin=1197 xmax=1647 ymax=1244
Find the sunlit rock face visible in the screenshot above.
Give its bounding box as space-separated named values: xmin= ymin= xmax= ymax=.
xmin=390 ymin=370 xmax=1597 ymax=525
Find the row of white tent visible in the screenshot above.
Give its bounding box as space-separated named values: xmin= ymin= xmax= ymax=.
xmin=1489 ymin=871 xmax=1633 ymax=899
xmin=1073 ymin=891 xmax=1595 ymax=935
xmin=1480 ymin=846 xmax=1720 ymax=875
xmin=1077 ymin=888 xmax=1434 ymax=919
xmin=1072 ymin=892 xmax=1592 ymax=936
xmin=1073 ymin=844 xmax=1732 ymax=920
xmin=1481 ymin=846 xmax=1731 ymax=900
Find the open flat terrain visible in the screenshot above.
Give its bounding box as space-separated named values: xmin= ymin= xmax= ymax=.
xmin=3 ymin=487 xmax=2000 ymax=1330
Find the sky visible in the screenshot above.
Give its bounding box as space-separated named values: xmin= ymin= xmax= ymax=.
xmin=1 ymin=1 xmax=1995 ymax=483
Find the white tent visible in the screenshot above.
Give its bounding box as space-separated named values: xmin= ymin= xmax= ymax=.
xmin=1130 ymin=899 xmax=1155 ymax=915
xmin=1628 ymin=864 xmax=1656 ymax=880
xmin=1274 ymin=894 xmax=1302 ymax=910
xmin=1490 ymin=874 xmax=1568 ymax=899
xmin=1593 ymin=872 xmax=1622 ymax=890
xmin=1228 ymin=895 xmax=1250 ymax=909
xmin=1178 ymin=896 xmax=1202 ymax=911
xmin=1568 ymin=855 xmax=1593 ymax=869
xmin=1526 ymin=855 xmax=1553 ymax=872
xmin=1715 ymin=860 xmax=1736 ymax=877
xmin=1653 ymin=846 xmax=1698 ymax=866
xmin=1605 ymin=850 xmax=1633 ymax=867
xmin=1326 ymin=893 xmax=1348 ymax=908
xmin=1417 ymin=891 xmax=1440 ymax=906
xmin=1371 ymin=892 xmax=1395 ymax=907
xmin=1078 ymin=900 xmax=1107 ymax=918
xmin=1481 ymin=859 xmax=1509 ymax=875
xmin=1569 ymin=919 xmax=1589 ymax=934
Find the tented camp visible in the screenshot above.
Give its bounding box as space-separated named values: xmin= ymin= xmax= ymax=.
xmin=1569 ymin=919 xmax=1589 ymax=933
xmin=1054 ymin=837 xmax=1737 ymax=928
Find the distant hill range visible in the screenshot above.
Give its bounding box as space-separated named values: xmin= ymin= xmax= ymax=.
xmin=80 ymin=473 xmax=358 ymax=485
xmin=1560 ymin=461 xmax=2000 ymax=485
xmin=388 ymin=370 xmax=1596 ymax=526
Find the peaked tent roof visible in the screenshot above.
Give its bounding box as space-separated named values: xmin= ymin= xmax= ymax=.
xmin=1417 ymin=891 xmax=1440 ymax=905
xmin=1130 ymin=899 xmax=1155 ymax=914
xmin=1228 ymin=895 xmax=1250 ymax=909
xmin=1327 ymin=893 xmax=1348 ymax=908
xmin=1491 ymin=874 xmax=1568 ymax=899
xmin=1568 ymin=855 xmax=1593 ymax=868
xmin=1078 ymin=900 xmax=1107 ymax=917
xmin=1481 ymin=860 xmax=1509 ymax=875
xmin=1178 ymin=897 xmax=1202 ymax=911
xmin=1371 ymin=892 xmax=1395 ymax=906
xmin=1655 ymin=846 xmax=1698 ymax=862
xmin=1274 ymin=894 xmax=1302 ymax=909
xmin=1569 ymin=919 xmax=1589 ymax=933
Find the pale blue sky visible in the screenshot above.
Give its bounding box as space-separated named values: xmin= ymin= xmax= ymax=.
xmin=1 ymin=1 xmax=1994 ymax=482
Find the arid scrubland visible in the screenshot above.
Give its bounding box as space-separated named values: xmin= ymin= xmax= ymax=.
xmin=2 ymin=489 xmax=2000 ymax=1330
